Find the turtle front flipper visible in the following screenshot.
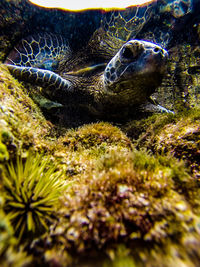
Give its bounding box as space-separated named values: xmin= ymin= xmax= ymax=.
xmin=6 ymin=64 xmax=73 ymax=93
xmin=139 ymin=100 xmax=174 ymax=114
xmin=4 ymin=33 xmax=71 ymax=71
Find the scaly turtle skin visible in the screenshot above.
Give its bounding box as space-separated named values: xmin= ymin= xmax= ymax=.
xmin=5 ymin=33 xmax=71 ymax=72
xmin=104 ymin=0 xmax=197 ymax=48
xmin=6 ymin=1 xmax=189 ymax=120
xmin=4 ymin=28 xmax=170 ymax=120
xmin=103 ymin=2 xmax=156 ymax=41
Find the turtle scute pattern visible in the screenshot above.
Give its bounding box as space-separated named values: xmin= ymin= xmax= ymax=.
xmin=5 ymin=0 xmax=185 ymax=117
xmin=6 ymin=64 xmax=73 ymax=93
xmin=4 ymin=31 xmax=172 ymax=118
xmin=5 ymin=33 xmax=71 ymax=72
xmin=103 ymin=40 xmax=167 ymax=88
xmin=5 ymin=33 xmax=73 ymax=93
xmin=103 ymin=3 xmax=155 ymax=41
xmin=102 ymin=0 xmax=196 ymax=49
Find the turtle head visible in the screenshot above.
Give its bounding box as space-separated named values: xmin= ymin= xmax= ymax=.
xmin=103 ymin=40 xmax=168 ymax=100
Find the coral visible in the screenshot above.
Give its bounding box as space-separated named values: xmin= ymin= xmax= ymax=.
xmin=2 ymin=152 xmax=66 ymax=239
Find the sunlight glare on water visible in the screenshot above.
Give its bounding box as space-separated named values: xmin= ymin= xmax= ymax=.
xmin=29 ymin=0 xmax=155 ymax=11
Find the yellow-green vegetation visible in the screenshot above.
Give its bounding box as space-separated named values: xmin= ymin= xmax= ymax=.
xmin=0 ymin=142 xmax=9 ymax=162
xmin=51 ymin=122 xmax=132 ymax=179
xmin=2 ymin=153 xmax=66 ymax=239
xmin=0 ymin=64 xmax=54 ymax=157
xmin=0 ymin=197 xmax=31 ymax=267
xmin=124 ymin=108 xmax=200 ymax=178
xmin=155 ymin=44 xmax=200 ymax=111
xmin=103 ymin=245 xmax=136 ymax=267
xmin=0 ymin=196 xmax=14 ymax=256
xmin=34 ymin=148 xmax=200 ymax=266
xmin=60 ymin=122 xmax=132 ymax=151
xmin=1 ymin=63 xmax=200 ymax=266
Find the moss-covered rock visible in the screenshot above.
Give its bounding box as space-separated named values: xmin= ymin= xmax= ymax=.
xmin=1 ymin=59 xmax=200 ymax=266
xmin=0 ymin=64 xmax=55 ymax=157
xmin=60 ymin=122 xmax=132 ymax=151
xmin=0 ymin=197 xmax=14 ymax=256
xmin=31 ymin=148 xmax=200 ymax=266
xmin=124 ymin=109 xmax=200 ymax=178
xmin=0 ymin=5 xmax=200 ymax=266
xmin=0 ymin=142 xmax=9 ymax=162
xmin=154 ymin=43 xmax=200 ymax=112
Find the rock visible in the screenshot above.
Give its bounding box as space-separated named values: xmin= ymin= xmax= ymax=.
xmin=124 ymin=109 xmax=200 ymax=178
xmin=154 ymin=43 xmax=200 ymax=111
xmin=0 ymin=0 xmax=101 ymax=61
xmin=0 ymin=2 xmax=200 ymax=267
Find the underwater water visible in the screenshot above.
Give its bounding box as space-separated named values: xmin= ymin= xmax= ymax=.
xmin=0 ymin=0 xmax=200 ymax=267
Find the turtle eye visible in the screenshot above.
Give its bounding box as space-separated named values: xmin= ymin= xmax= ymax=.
xmin=121 ymin=46 xmax=133 ymax=59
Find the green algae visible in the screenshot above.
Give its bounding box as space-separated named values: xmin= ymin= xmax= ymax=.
xmin=0 ymin=64 xmax=56 ymax=156
xmin=104 ymin=245 xmax=136 ymax=267
xmin=0 ymin=58 xmax=200 ymax=266
xmin=155 ymin=44 xmax=200 ymax=111
xmin=61 ymin=122 xmax=132 ymax=151
xmin=0 ymin=197 xmax=14 ymax=256
xmin=0 ymin=2 xmax=200 ymax=266
xmin=30 ymin=148 xmax=200 ymax=266
xmin=124 ymin=108 xmax=200 ymax=178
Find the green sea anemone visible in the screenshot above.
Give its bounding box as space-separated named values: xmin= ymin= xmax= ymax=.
xmin=2 ymin=153 xmax=66 ymax=239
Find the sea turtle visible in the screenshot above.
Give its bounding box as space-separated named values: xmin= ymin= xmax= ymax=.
xmin=4 ymin=2 xmax=177 ymax=123
xmin=102 ymin=0 xmax=197 ymax=48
